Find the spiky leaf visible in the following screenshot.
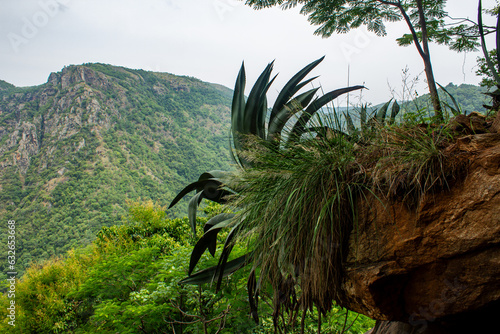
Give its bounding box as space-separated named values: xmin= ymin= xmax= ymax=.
xmin=188 ymin=192 xmax=205 ymax=237
xmin=288 ymin=85 xmax=364 ymax=143
xmin=189 ymin=216 xmax=234 ymax=275
xmin=437 ymin=83 xmax=461 ymax=116
xmin=267 ymin=88 xmax=319 ymax=141
xmin=269 ymin=56 xmax=325 ymax=125
xmin=390 ymin=100 xmax=401 ymax=124
xmin=179 ymin=254 xmax=249 ymax=285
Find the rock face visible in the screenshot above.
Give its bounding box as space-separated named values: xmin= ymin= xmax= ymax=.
xmin=341 ymin=131 xmax=500 ymax=333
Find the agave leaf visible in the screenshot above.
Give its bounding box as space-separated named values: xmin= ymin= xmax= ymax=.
xmin=179 ymin=253 xmax=249 ymax=285
xmin=169 ymin=178 xmax=226 ymax=210
xmin=248 ymin=267 xmax=259 ymax=324
xmin=389 ymin=100 xmax=401 ymax=124
xmin=198 ymin=170 xmax=230 ymax=182
xmin=168 ymin=181 xmax=202 ymax=210
xmin=267 ymin=88 xmax=319 ymax=141
xmin=437 ymin=83 xmax=461 ymax=116
xmin=291 ymin=76 xmax=318 ymax=95
xmin=203 ymin=213 xmax=235 ymax=256
xmin=255 ymin=74 xmax=277 ymax=139
xmin=215 ymin=222 xmax=242 ymax=291
xmin=232 ymin=62 xmax=274 ymax=168
xmin=168 ymin=170 xmax=229 ymax=210
xmin=343 ymin=111 xmax=356 ymax=135
xmin=229 ymin=134 xmax=244 ymax=170
xmin=188 ymin=191 xmax=205 ymax=237
xmin=269 ymin=56 xmax=324 ymax=125
xmin=243 ymin=62 xmax=274 ymax=137
xmin=203 ymin=213 xmax=235 ymax=233
xmin=288 ymin=85 xmax=364 ymax=143
xmin=231 ymin=62 xmax=247 ymax=166
xmin=360 ymin=104 xmax=367 ymax=128
xmin=200 ymin=180 xmax=227 ymax=203
xmin=189 ymin=217 xmax=234 ymax=275
xmin=370 ymin=99 xmax=392 ymax=125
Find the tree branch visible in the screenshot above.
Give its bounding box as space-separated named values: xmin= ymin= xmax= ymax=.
xmin=375 ymin=0 xmax=427 ymax=60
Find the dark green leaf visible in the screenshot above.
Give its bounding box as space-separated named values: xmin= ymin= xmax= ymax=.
xmin=215 ymin=222 xmax=242 ymax=291
xmin=390 ymin=100 xmax=401 ymax=124
xmin=188 ymin=192 xmax=205 ymax=237
xmin=179 ymin=254 xmax=249 ymax=285
xmin=437 ymin=83 xmax=460 ymax=116
xmin=203 ymin=213 xmax=236 ymax=256
xmin=288 ymin=85 xmax=364 ymax=143
xmin=267 ymin=88 xmax=319 ymax=141
xmin=248 ymin=267 xmax=259 ymax=324
xmin=189 ymin=217 xmax=234 ymax=275
xmin=269 ymin=56 xmax=324 ymax=125
xmin=371 ymin=99 xmax=392 ymax=125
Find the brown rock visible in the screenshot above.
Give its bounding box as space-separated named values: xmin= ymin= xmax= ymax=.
xmin=491 ymin=111 xmax=500 ymax=133
xmin=448 ymin=113 xmax=489 ymax=134
xmin=343 ymin=134 xmax=500 ymax=331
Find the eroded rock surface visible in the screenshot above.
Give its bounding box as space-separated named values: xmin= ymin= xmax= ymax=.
xmin=342 ymin=132 xmax=500 ymax=332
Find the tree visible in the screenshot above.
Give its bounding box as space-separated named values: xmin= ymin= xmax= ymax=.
xmin=243 ymin=0 xmax=492 ymax=121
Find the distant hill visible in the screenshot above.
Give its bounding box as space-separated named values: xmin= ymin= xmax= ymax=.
xmin=375 ymin=83 xmax=490 ymax=116
xmin=326 ymin=83 xmax=491 ymax=128
xmin=0 ymin=64 xmax=233 ymax=276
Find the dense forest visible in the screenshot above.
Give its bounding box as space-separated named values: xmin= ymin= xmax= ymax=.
xmin=0 ymin=201 xmax=376 ymax=333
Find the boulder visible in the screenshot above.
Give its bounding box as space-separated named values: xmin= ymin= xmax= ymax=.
xmin=341 ymin=133 xmax=500 ymax=332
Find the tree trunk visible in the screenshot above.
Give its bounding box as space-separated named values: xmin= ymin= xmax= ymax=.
xmin=422 ymin=54 xmax=443 ymax=121
xmin=394 ymin=0 xmax=443 ymax=122
xmin=416 ymin=0 xmax=443 ymax=122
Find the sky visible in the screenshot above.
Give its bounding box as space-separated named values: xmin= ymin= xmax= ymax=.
xmin=0 ymin=0 xmax=498 ymax=106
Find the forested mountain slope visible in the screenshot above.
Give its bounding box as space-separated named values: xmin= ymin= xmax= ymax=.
xmin=0 ymin=64 xmax=232 ymax=277
xmin=405 ymin=83 xmax=489 ymax=114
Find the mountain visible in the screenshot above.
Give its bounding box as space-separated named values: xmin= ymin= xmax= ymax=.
xmin=373 ymin=83 xmax=490 ymax=116
xmin=0 ymin=64 xmax=233 ymax=277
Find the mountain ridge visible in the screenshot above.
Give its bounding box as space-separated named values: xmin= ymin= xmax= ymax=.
xmin=0 ymin=63 xmax=233 ymax=277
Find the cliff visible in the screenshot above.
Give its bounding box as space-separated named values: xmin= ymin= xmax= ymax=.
xmin=342 ymin=113 xmax=500 ymax=333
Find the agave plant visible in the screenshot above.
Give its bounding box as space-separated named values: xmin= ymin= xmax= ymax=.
xmin=343 ymin=99 xmax=401 ymax=137
xmin=168 ymin=57 xmax=364 ymax=322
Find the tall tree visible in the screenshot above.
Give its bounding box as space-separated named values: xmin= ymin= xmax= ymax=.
xmin=244 ymin=0 xmax=483 ymax=121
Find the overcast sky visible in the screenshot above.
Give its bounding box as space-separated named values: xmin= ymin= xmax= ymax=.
xmin=1 ymin=0 xmax=497 ymax=106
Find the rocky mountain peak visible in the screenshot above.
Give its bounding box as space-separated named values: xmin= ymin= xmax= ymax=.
xmin=58 ymin=65 xmax=111 ymax=90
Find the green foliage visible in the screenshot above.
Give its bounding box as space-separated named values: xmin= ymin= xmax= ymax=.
xmin=477 ymin=49 xmax=499 ymax=89
xmin=245 ymin=0 xmax=491 ymax=53
xmin=0 ymin=202 xmax=266 ymax=333
xmin=244 ymin=0 xmax=499 ymax=120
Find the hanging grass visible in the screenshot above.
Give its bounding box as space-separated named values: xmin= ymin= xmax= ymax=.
xmin=229 ymin=133 xmax=364 ymax=313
